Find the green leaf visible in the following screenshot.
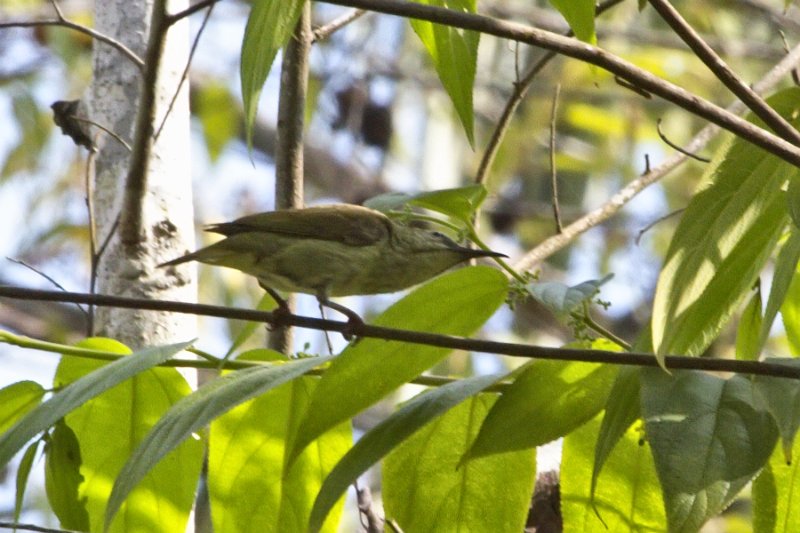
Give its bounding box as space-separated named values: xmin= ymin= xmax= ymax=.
xmin=383 ymin=393 xmax=536 ymax=533
xmin=286 ymin=266 xmax=508 ymax=466
xmin=364 ymin=185 xmax=488 ymax=224
xmin=308 ymin=373 xmax=506 ymax=532
xmin=409 ymin=184 xmax=488 ymax=223
xmin=591 ymin=366 xmax=641 ymax=500
xmin=44 ymin=421 xmax=89 ymax=531
xmin=759 ymin=230 xmax=800 ymax=353
xmin=56 ymin=338 xmax=203 ymax=533
xmin=562 ymin=416 xmax=665 ymax=532
xmin=466 ymin=354 xmax=617 ymax=459
xmin=782 ymin=260 xmax=800 ymax=355
xmin=410 ymin=0 xmax=479 ymax=146
xmin=196 ymin=82 xmax=239 ymax=162
xmin=736 ymin=283 xmax=762 ymax=360
xmin=549 ymin=0 xmax=596 ymax=43
xmin=0 ymin=340 xmax=189 ymax=470
xmin=753 ymin=438 xmax=800 ymax=533
xmin=104 ymin=355 xmax=333 ymax=533
xmin=15 ymin=440 xmax=40 ymax=524
xmin=0 ymin=380 xmax=45 ymax=434
xmin=641 ymin=369 xmax=778 ymax=533
xmin=752 ymin=358 xmax=800 ymax=463
xmin=652 ymin=89 xmax=800 ymax=360
xmin=240 ymin=0 xmax=305 ymax=148
xmin=224 ymin=292 xmax=279 ymax=359
xmin=210 ymin=371 xmax=351 ymax=533
xmin=787 ymin=177 xmax=800 ymax=229
xmin=530 ymin=275 xmax=613 ymax=317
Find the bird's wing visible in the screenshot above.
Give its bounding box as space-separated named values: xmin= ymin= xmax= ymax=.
xmin=205 ymin=205 xmax=391 ymax=246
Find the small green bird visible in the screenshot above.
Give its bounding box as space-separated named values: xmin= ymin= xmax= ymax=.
xmin=161 ymin=204 xmax=504 ymax=323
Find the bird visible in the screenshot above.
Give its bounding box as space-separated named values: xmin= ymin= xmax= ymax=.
xmin=160 ymin=204 xmax=505 ymax=327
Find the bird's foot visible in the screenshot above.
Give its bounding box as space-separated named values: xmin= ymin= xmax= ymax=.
xmin=319 ymin=297 xmax=365 ymax=340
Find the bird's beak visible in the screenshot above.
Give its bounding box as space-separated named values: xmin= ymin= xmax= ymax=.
xmin=457 ymin=246 xmax=507 ymax=259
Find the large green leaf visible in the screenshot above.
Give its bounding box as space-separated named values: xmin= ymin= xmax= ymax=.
xmin=758 ymin=230 xmax=800 ymax=354
xmin=383 ymin=393 xmax=536 ymax=533
xmin=652 ymin=89 xmax=800 ymax=360
xmin=753 ymin=437 xmax=800 ymax=533
xmin=591 ymin=366 xmax=641 ymax=500
xmin=641 ymin=369 xmax=778 ymax=533
xmin=0 ymin=339 xmax=189 ymax=470
xmin=196 ymin=82 xmax=239 ymax=162
xmin=286 ymin=266 xmax=507 ymax=466
xmin=240 ymin=0 xmax=305 ymax=148
xmin=0 ymin=381 xmax=45 ymax=434
xmin=56 ymin=338 xmax=203 ymax=533
xmin=104 ymin=355 xmax=333 ymax=533
xmin=209 ymin=358 xmax=350 ymax=533
xmin=752 ymin=358 xmax=800 ymax=462
xmin=549 ymin=0 xmax=596 ymax=43
xmin=562 ymin=416 xmax=665 ymax=532
xmin=44 ymin=421 xmax=89 ymax=531
xmin=308 ymin=373 xmax=506 ymax=532
xmin=466 ymin=349 xmax=617 ymax=458
xmin=782 ymin=259 xmax=800 ymax=355
xmin=410 ymin=0 xmax=479 ymax=146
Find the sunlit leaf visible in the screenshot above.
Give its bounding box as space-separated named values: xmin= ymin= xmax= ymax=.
xmin=104 ymin=355 xmax=332 ymax=533
xmin=286 ymin=266 xmax=508 ymax=467
xmin=550 ymin=0 xmax=596 ymax=43
xmin=309 ymin=373 xmax=508 ymax=531
xmin=642 ymin=369 xmax=778 ymax=532
xmin=562 ymin=416 xmax=665 ymax=532
xmin=383 ymin=392 xmax=535 ymax=533
xmin=44 ymin=421 xmax=89 ymax=531
xmin=652 ymin=89 xmax=800 ymax=361
xmin=410 ymin=0 xmax=478 ymax=145
xmin=240 ymin=0 xmax=305 ymax=149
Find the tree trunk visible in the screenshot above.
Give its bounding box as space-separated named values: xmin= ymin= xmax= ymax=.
xmin=89 ymin=0 xmax=197 ymax=350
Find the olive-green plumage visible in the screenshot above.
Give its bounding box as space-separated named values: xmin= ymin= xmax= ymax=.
xmin=160 ymin=205 xmax=504 ymax=300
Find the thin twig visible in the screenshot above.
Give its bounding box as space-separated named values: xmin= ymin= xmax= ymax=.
xmin=166 ymin=0 xmax=222 ymax=25
xmin=635 ymin=208 xmax=685 ymax=245
xmin=312 ymin=8 xmax=367 ymax=42
xmin=549 ymin=84 xmax=563 ymax=233
xmin=320 ymin=0 xmax=800 ymax=167
xmin=155 ymin=3 xmax=214 ymax=140
xmin=2 ymin=0 xmax=144 ymax=70
xmin=475 ymin=0 xmax=625 ymax=186
xmin=355 ymin=482 xmax=383 ymax=533
xmin=648 ymin=0 xmax=800 ymax=146
xmin=513 ymin=40 xmax=800 ymax=273
xmin=0 ymin=522 xmax=79 ymax=533
xmin=656 ymin=118 xmax=710 ymax=162
xmin=72 ymin=116 xmax=132 ymax=151
xmin=6 ymin=286 xmax=800 ymax=379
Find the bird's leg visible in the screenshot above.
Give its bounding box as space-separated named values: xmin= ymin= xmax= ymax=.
xmin=259 ymin=283 xmax=292 ymax=328
xmin=316 ymin=293 xmax=364 ymax=340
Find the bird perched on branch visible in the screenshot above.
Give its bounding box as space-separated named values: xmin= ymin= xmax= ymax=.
xmin=160 ymin=204 xmax=505 ymax=326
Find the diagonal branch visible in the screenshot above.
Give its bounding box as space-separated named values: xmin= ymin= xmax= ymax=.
xmin=648 ymin=0 xmax=800 ymax=145
xmin=319 ymin=0 xmax=800 ymax=168
xmin=513 ymin=41 xmax=800 ymax=273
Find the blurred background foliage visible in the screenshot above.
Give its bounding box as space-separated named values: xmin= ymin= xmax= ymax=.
xmin=1 ymin=0 xmax=799 ymax=525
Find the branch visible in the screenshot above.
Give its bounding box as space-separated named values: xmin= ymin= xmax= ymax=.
xmin=513 ymin=41 xmax=800 ymax=272
xmin=318 ymin=0 xmax=800 ymax=167
xmin=313 ymin=8 xmax=367 ymax=42
xmin=3 ymin=286 xmax=800 ymax=379
xmin=0 ymin=20 xmax=143 ymax=70
xmin=119 ymin=0 xmax=170 ymax=248
xmin=648 ymin=0 xmax=800 ymax=145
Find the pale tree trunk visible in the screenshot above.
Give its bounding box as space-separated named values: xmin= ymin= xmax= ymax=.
xmin=89 ymin=0 xmax=197 ymax=351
